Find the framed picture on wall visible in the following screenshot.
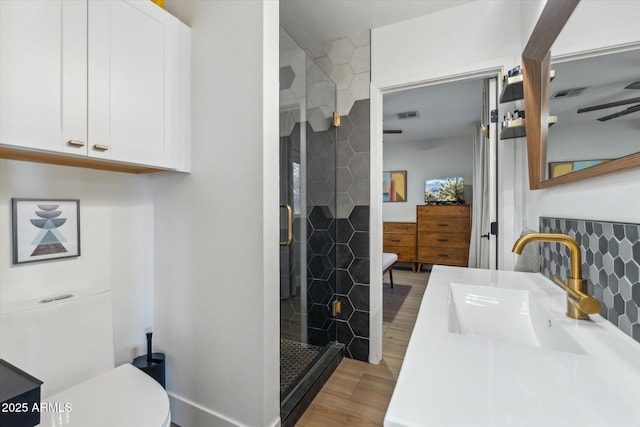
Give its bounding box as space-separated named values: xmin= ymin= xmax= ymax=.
xmin=548 ymin=159 xmax=613 ymax=179
xmin=383 ymin=170 xmax=407 ymax=202
xmin=12 ymin=198 xmax=81 ymax=264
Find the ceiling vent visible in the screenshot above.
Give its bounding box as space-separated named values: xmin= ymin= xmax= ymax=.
xmin=552 ymin=87 xmax=587 ymax=99
xmin=396 ymin=111 xmax=420 ymax=120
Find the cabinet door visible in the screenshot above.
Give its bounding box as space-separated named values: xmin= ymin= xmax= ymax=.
xmin=0 ymin=1 xmax=87 ymax=154
xmin=89 ymin=0 xmax=169 ymax=166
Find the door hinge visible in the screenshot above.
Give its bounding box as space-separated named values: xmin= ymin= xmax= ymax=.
xmin=490 ymin=109 xmax=498 ymax=123
xmin=481 ymin=124 xmax=489 ymax=138
xmin=333 ymin=112 xmax=341 ymax=127
xmin=332 ymin=300 xmax=342 ymax=316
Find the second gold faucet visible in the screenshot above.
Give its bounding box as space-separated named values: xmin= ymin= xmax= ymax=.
xmin=512 ymin=233 xmax=601 ymax=320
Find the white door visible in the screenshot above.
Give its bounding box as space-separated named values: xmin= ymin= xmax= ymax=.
xmin=0 ymin=1 xmax=87 ymax=155
xmin=89 ymin=0 xmax=168 ymax=166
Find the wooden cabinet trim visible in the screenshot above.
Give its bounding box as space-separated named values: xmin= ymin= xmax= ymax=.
xmin=0 ymin=146 xmax=168 ymax=174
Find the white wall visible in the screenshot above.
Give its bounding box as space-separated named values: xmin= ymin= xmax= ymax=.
xmin=0 ymin=159 xmax=154 ymax=365
xmin=155 ymin=1 xmax=279 ymax=426
xmin=526 ymin=168 xmax=640 ymax=227
xmin=552 ymin=0 xmax=640 ymax=57
xmin=520 ymin=0 xmax=546 ymax=50
xmin=372 ymin=1 xmax=522 ymax=88
xmin=382 ymin=135 xmax=473 ymax=222
xmin=522 ymin=0 xmax=640 ymax=227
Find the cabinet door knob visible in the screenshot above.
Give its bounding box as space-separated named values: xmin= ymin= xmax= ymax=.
xmin=67 ymin=140 xmax=85 ymax=147
xmin=93 ymin=144 xmax=109 ymax=151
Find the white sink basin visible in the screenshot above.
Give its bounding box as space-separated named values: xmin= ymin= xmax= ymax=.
xmin=385 ymin=266 xmax=640 ymax=427
xmin=447 ymin=282 xmax=586 ymax=354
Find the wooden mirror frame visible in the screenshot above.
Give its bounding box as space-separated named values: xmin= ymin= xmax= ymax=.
xmin=522 ymin=0 xmax=640 ymax=190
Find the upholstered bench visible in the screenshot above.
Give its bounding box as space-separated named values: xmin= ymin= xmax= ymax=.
xmin=382 ymin=252 xmax=399 ymax=288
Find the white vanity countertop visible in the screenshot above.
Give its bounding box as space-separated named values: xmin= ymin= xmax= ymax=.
xmin=384 ymin=266 xmax=640 ymax=427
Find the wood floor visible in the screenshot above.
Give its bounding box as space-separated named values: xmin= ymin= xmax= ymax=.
xmin=296 ymin=268 xmax=429 ymax=426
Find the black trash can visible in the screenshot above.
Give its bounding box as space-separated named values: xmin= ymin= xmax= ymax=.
xmin=132 ymin=352 xmax=165 ymax=389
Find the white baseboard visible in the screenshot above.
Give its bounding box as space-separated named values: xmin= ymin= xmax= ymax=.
xmin=168 ymin=392 xmax=281 ymax=427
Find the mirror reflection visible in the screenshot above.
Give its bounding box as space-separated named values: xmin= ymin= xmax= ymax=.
xmin=546 ymin=47 xmax=640 ymax=180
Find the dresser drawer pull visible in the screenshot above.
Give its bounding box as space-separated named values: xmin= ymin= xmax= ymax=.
xmin=391 ymin=239 xmax=401 ymax=242
xmin=438 ymin=254 xmax=449 ymax=258
xmin=437 ymin=239 xmax=449 ymax=242
xmin=68 ymin=140 xmax=85 ymax=147
xmin=438 ymin=224 xmax=449 ymax=227
xmin=93 ymin=144 xmax=109 ymax=151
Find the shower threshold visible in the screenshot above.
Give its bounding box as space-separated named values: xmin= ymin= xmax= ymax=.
xmin=280 ymin=340 xmax=344 ymax=427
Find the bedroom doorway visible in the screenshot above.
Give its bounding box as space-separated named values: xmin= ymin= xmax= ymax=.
xmin=381 ymin=76 xmax=499 ymax=271
xmin=369 ymin=71 xmax=502 ymax=364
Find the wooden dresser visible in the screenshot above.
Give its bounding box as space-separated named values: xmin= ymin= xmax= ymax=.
xmin=416 ymin=205 xmax=471 ymax=269
xmin=383 ymin=222 xmax=417 ymax=271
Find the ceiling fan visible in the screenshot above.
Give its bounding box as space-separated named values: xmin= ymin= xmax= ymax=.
xmin=577 ymin=82 xmax=640 ymax=121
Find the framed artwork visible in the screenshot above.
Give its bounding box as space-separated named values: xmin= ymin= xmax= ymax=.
xmin=12 ymin=198 xmax=80 ymax=264
xmin=549 ymin=159 xmax=612 ymax=179
xmin=383 ymin=170 xmax=407 ymax=202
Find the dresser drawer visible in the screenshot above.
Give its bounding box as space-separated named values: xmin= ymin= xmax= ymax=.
xmin=417 ymin=205 xmax=470 ymax=219
xmin=417 ymin=218 xmax=470 ymax=234
xmin=383 ymin=233 xmax=416 ymax=247
xmin=418 ymin=232 xmax=469 ymax=248
xmin=383 ymin=246 xmax=416 ymax=262
xmin=418 ymin=246 xmax=468 ymax=266
xmin=384 ymin=222 xmax=416 ymax=234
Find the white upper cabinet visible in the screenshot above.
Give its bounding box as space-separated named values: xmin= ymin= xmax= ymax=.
xmin=89 ymin=0 xmax=190 ymax=169
xmin=0 ymin=0 xmax=190 ymax=172
xmin=0 ymin=1 xmax=88 ymax=155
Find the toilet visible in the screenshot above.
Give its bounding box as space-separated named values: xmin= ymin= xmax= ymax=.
xmin=0 ymin=288 xmax=170 ymax=427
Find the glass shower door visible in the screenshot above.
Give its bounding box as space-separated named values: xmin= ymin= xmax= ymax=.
xmin=279 ymin=28 xmax=340 ymax=424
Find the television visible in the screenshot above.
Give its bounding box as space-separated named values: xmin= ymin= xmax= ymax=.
xmin=424 ymin=176 xmax=464 ymax=204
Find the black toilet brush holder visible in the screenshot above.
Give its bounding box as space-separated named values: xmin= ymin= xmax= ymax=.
xmin=132 ymin=331 xmax=166 ymax=389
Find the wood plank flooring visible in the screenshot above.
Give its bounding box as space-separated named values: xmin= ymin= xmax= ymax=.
xmin=296 ymin=269 xmax=429 ymax=426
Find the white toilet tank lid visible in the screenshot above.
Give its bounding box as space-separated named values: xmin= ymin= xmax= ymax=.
xmin=39 ymin=363 xmax=170 ymax=427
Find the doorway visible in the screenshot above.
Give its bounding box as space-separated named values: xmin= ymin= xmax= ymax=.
xmin=370 ymin=71 xmax=501 ymax=363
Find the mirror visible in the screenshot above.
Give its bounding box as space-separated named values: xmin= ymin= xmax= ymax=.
xmin=547 ymin=47 xmax=640 ymax=180
xmin=522 ymin=0 xmax=640 ymax=189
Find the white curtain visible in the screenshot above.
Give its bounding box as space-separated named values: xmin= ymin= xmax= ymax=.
xmin=468 ymin=79 xmax=491 ymax=269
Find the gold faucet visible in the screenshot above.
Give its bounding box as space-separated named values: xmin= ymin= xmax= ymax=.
xmin=512 ymin=233 xmax=601 ymax=320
